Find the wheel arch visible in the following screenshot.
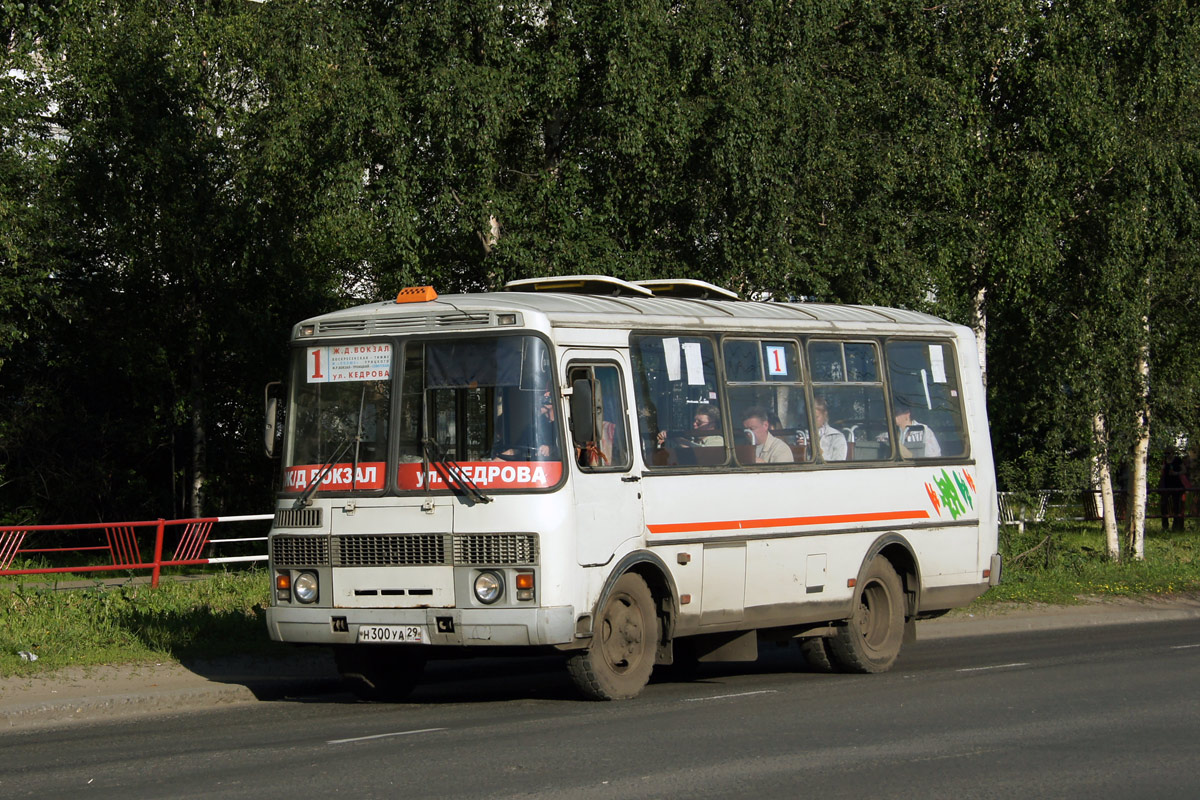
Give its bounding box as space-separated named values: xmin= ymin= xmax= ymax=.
xmin=585 ymin=550 xmax=678 ymax=649
xmin=857 ymin=533 xmax=921 ymax=619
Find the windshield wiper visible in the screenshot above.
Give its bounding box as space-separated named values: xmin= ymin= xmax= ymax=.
xmin=421 ymin=437 xmax=492 ymax=504
xmin=296 ymin=384 xmax=372 ymax=508
xmin=349 ymin=384 xmax=368 ymax=491
xmin=292 ymin=435 xmax=356 ymax=510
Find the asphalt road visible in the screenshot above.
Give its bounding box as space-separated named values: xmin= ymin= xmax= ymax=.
xmin=2 ymin=619 xmax=1199 ymax=799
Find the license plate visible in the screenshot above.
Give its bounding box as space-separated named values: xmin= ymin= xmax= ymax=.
xmin=356 ymin=624 xmax=428 ymax=644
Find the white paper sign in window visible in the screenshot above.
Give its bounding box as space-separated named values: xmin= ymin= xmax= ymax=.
xmin=681 ymin=342 xmax=705 ymax=386
xmin=928 ymin=344 xmax=947 ymax=384
xmin=663 ymin=337 xmax=682 ymax=382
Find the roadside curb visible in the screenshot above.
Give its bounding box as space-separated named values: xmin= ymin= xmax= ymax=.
xmin=0 ymin=655 xmax=342 ymax=731
xmin=1 ymin=683 xmax=263 ymax=729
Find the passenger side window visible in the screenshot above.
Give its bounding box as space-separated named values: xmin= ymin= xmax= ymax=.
xmin=723 ymin=338 xmax=810 ymax=466
xmin=807 ymin=340 xmax=889 ymax=462
xmin=632 ymin=335 xmax=726 ymax=467
xmin=567 ymin=363 xmax=632 ymax=471
xmin=884 ymin=340 xmax=967 ymax=459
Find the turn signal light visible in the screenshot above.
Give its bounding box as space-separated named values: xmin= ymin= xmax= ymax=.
xmin=516 ymin=571 xmax=534 ymax=601
xmin=275 ymin=571 xmax=291 ymax=603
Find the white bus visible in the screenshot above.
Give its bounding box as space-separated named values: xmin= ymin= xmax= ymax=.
xmin=265 ymin=276 xmax=1000 ymax=700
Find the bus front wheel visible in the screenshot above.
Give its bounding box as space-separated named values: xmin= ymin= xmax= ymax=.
xmin=828 ymin=557 xmax=905 ymax=673
xmin=335 ymin=645 xmax=425 ymax=702
xmin=568 ymin=573 xmax=658 ymax=700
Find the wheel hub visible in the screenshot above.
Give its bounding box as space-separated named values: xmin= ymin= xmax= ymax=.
xmin=602 ymin=596 xmax=643 ymax=667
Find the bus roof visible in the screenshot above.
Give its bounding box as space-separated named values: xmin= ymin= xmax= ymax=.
xmin=294 ymin=280 xmax=959 ymax=340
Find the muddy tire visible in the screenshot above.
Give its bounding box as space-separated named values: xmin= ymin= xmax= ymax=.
xmin=799 ymin=637 xmax=837 ymax=673
xmin=567 ymin=573 xmax=658 ymax=700
xmin=828 ymin=557 xmax=905 ymax=673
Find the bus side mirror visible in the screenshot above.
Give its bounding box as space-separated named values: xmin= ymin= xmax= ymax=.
xmin=264 ymin=381 xmax=283 ymax=458
xmin=569 ymin=379 xmax=595 ymax=444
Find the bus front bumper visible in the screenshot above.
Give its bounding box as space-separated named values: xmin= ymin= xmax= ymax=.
xmin=266 ymin=605 xmax=576 ymax=647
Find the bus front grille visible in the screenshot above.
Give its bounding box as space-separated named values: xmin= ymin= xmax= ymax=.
xmin=272 ymin=535 xmax=329 ymax=567
xmin=333 ymin=534 xmax=451 ymax=567
xmin=273 ymin=533 xmax=540 ymax=568
xmin=273 ymin=507 xmax=323 ymax=529
xmin=454 ymin=533 xmax=538 ymax=566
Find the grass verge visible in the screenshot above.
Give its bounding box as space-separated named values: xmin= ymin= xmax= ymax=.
xmin=979 ymin=521 xmax=1200 ymax=606
xmin=2 ymin=522 xmax=1198 ymax=676
xmin=0 ymin=569 xmax=289 ymax=677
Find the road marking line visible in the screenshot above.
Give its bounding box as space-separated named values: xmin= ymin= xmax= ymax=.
xmin=328 ymin=727 xmax=446 ymax=745
xmin=684 ymin=690 xmax=778 ymax=702
xmin=1170 ymin=644 xmax=1200 ymax=650
xmin=956 ymin=662 xmax=1029 ymax=673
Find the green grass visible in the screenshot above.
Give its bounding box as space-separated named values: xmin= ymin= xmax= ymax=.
xmin=0 ymin=569 xmax=290 ymax=677
xmin=3 ymin=522 xmax=1199 ymax=676
xmin=975 ymin=520 xmax=1200 ymax=607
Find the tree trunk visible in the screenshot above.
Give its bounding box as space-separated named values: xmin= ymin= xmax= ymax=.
xmin=189 ymin=349 xmax=206 ymax=518
xmin=1092 ymin=411 xmax=1120 ymax=561
xmin=477 ymin=213 xmax=500 ymax=254
xmin=1126 ymin=327 xmax=1150 ymax=561
xmin=971 ymin=284 xmax=987 ymax=388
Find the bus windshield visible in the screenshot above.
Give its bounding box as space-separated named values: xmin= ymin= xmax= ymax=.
xmin=283 ymin=343 xmax=393 ymax=494
xmin=280 ymin=335 xmax=564 ymax=496
xmin=396 ymin=335 xmax=563 ymax=492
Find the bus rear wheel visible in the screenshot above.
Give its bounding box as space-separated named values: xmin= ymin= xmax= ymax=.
xmin=828 ymin=557 xmax=905 ymax=673
xmin=334 ymin=645 xmax=426 ymax=702
xmin=568 ymin=573 xmax=658 ymax=700
xmin=798 ymin=637 xmax=837 ymax=673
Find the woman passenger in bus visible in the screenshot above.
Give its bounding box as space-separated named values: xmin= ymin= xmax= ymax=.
xmin=655 ymin=405 xmax=724 ymax=449
xmin=813 ymin=397 xmax=847 ymax=462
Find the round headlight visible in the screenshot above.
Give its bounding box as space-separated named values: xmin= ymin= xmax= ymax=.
xmin=293 ymin=571 xmax=319 ymax=604
xmin=473 ymin=571 xmax=504 ymax=605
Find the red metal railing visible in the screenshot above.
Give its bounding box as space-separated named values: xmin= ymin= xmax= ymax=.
xmin=0 ymin=514 xmax=271 ymax=587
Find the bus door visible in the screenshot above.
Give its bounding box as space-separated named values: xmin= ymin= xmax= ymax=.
xmin=565 ymin=356 xmax=643 ymax=566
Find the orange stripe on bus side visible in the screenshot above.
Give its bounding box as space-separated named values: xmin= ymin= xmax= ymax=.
xmin=646 ymin=509 xmax=931 ymax=535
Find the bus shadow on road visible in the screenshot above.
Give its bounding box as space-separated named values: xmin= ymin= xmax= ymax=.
xmin=251 ymin=642 xmax=834 ymax=707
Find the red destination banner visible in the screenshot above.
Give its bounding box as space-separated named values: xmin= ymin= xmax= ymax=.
xmin=283 ymin=462 xmax=387 ymax=492
xmin=396 ymin=461 xmax=562 ymax=491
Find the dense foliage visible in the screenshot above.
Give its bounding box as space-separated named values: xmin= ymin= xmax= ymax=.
xmin=1 ymin=1 xmax=1197 ymax=529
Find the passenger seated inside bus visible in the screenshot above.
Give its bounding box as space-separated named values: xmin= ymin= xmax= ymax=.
xmin=767 ymin=413 xmax=812 ymax=463
xmin=656 ymin=405 xmax=724 ymax=449
xmin=878 ymin=400 xmax=942 ymax=458
xmin=652 ymin=405 xmax=726 ymax=466
xmin=739 ymin=407 xmax=793 ymax=464
xmin=812 ymin=397 xmax=847 ymax=462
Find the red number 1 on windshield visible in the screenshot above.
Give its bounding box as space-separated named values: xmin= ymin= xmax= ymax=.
xmin=310 ymin=348 xmax=324 ymax=380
